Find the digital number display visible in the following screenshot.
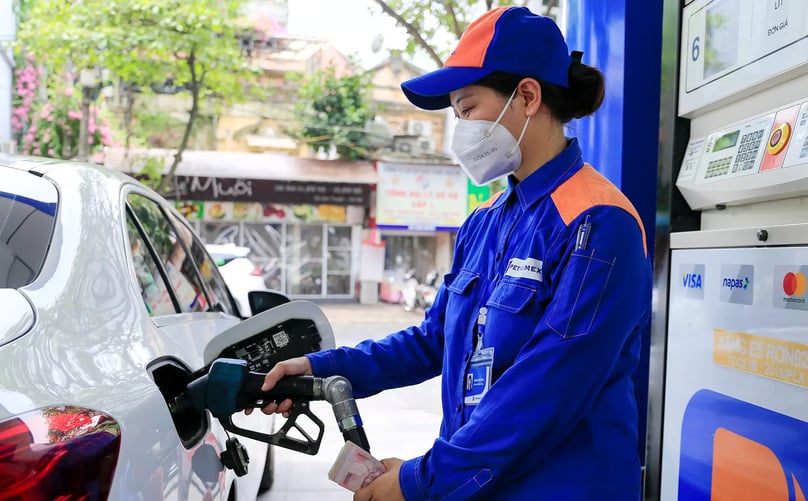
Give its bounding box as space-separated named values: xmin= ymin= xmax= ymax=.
xmin=713 ymin=130 xmax=740 ymax=152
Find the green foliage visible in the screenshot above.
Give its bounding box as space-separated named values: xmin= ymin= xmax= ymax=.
xmin=373 ymin=0 xmax=525 ymax=66
xmin=19 ymin=77 xmax=117 ymax=159
xmin=16 ymin=0 xmax=264 ymax=183
xmin=17 ymin=0 xmax=261 ymax=104
xmin=291 ymin=67 xmax=375 ymax=160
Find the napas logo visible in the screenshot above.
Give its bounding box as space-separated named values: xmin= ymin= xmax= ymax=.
xmin=723 ymin=277 xmax=750 ymax=290
xmin=720 ymin=265 xmax=754 ymax=305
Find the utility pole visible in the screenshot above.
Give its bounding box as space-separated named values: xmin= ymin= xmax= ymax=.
xmin=78 ymin=69 xmax=98 ymax=162
xmin=0 ymin=0 xmax=15 ymax=152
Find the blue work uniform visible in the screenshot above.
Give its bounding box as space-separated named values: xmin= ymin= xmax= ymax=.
xmin=307 ymin=138 xmax=652 ymax=500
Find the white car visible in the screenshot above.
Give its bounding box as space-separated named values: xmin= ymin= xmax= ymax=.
xmin=205 ymin=244 xmax=269 ymax=318
xmin=0 ymin=155 xmax=332 ymax=500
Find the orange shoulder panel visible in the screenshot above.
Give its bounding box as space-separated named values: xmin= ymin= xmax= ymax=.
xmin=476 ymin=189 xmax=505 ymax=210
xmin=550 ymin=164 xmax=647 ymax=256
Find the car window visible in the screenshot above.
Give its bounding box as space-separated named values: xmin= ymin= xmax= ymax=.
xmin=126 ymin=212 xmax=177 ymax=316
xmin=127 ymin=193 xmax=209 ymax=313
xmin=0 ymin=168 xmax=58 ymax=289
xmin=164 ymin=211 xmax=238 ymax=317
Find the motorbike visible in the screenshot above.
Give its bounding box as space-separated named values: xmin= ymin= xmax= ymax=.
xmin=401 ymin=269 xmax=439 ymax=312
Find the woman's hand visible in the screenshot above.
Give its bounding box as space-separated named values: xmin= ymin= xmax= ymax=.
xmin=354 ymin=458 xmax=405 ymax=501
xmin=244 ymin=356 xmax=312 ymax=416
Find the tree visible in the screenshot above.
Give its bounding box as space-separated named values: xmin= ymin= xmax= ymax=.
xmin=372 ymin=0 xmax=559 ymax=67
xmin=291 ymin=67 xmax=375 ymax=161
xmin=17 ymin=0 xmax=262 ymax=189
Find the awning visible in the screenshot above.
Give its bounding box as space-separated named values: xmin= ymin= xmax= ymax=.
xmin=103 ymin=148 xmax=378 ymax=184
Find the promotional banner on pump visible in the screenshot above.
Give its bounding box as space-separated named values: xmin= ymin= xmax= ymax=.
xmin=662 ymin=247 xmax=808 ymax=500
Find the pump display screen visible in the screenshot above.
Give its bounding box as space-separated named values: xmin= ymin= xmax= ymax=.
xmin=703 ymin=0 xmax=739 ymax=79
xmin=712 ymin=130 xmax=739 ymax=152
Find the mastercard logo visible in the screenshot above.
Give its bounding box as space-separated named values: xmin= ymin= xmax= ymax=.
xmin=783 ymin=272 xmax=807 ymax=297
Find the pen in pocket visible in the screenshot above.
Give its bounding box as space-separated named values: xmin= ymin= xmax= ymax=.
xmin=575 ymin=215 xmax=592 ymax=251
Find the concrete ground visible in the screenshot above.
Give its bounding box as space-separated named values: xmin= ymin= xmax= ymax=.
xmin=258 ymin=302 xmax=442 ymax=501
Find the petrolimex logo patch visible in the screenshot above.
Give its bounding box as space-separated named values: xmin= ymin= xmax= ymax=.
xmin=680 ymin=264 xmax=705 ymax=299
xmin=775 ymin=265 xmax=808 ymax=311
xmin=679 ymin=390 xmax=808 ymax=501
xmin=720 ymin=264 xmax=754 ymax=305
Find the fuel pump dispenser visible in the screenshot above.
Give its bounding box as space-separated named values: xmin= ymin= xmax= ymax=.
xmin=647 ymin=1 xmax=808 ymax=499
xmin=160 ymin=300 xmax=370 ymax=478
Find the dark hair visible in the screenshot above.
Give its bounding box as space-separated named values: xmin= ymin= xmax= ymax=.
xmin=475 ymin=64 xmax=605 ymax=123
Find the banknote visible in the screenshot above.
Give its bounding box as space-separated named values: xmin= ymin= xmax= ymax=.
xmin=328 ymin=440 xmax=387 ymax=492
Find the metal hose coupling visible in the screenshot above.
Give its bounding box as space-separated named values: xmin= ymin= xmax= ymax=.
xmin=319 ymin=375 xmax=370 ymax=452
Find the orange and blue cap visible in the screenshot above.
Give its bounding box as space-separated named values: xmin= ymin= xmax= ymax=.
xmin=401 ymin=6 xmax=572 ymax=110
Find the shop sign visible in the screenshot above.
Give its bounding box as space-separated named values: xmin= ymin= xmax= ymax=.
xmin=375 ymin=162 xmax=468 ymax=231
xmin=176 ymin=200 xmax=360 ymax=224
xmin=165 ymin=176 xmax=370 ymax=206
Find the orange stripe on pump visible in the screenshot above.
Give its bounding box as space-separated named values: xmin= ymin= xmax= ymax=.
xmin=711 ymin=428 xmax=790 ymax=501
xmin=444 ymin=7 xmax=507 ymax=68
xmin=551 ymin=164 xmax=647 ymax=256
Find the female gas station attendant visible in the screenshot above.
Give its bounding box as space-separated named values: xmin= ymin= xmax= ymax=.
xmin=260 ymin=6 xmax=652 ymax=500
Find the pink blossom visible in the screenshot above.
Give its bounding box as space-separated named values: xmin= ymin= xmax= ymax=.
xmin=33 ymin=148 xmax=41 ymax=155
xmin=64 ymin=87 xmax=75 ymax=97
xmin=88 ymin=123 xmax=97 ymax=134
xmin=92 ymin=152 xmax=105 ymax=164
xmin=48 ymin=149 xmax=56 ymax=157
xmin=29 ymin=125 xmax=37 ymax=134
xmin=87 ymin=136 xmax=94 ymax=145
xmin=68 ymin=111 xmax=83 ymax=120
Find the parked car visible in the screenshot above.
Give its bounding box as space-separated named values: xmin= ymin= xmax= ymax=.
xmin=0 ymin=155 xmax=295 ymax=500
xmin=205 ymin=243 xmax=268 ymax=318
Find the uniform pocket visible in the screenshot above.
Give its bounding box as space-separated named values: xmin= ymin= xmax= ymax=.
xmin=546 ymin=250 xmax=615 ymax=338
xmin=446 ymin=269 xmax=479 ymax=295
xmin=486 ymin=279 xmax=537 ymax=313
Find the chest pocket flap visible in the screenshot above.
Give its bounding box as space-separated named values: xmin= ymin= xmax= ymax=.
xmin=446 ymin=269 xmax=479 ymax=295
xmin=486 ymin=280 xmax=536 ymax=313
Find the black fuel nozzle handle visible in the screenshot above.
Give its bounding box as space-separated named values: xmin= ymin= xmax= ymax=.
xmin=238 ymin=371 xmax=319 ymax=410
xmin=174 ymin=358 xmax=371 ymax=455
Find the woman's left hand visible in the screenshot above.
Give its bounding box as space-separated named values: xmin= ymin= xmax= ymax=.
xmin=354 ymin=458 xmax=405 ymax=501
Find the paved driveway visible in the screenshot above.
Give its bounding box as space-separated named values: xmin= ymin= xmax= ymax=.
xmin=259 ymin=302 xmax=442 ymax=501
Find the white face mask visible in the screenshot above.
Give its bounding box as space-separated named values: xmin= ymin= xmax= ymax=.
xmin=450 ymin=88 xmax=531 ymax=186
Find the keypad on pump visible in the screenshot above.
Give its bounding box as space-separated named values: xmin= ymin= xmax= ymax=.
xmin=732 ymin=129 xmax=765 ymax=173
xmin=705 ymin=156 xmax=732 ymax=179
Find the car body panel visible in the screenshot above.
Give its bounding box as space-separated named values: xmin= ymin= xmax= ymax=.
xmin=0 ymin=290 xmax=34 ymax=345
xmin=0 ymin=157 xmax=271 ymax=499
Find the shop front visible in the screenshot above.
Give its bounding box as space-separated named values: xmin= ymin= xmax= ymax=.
xmin=172 ymin=176 xmax=369 ymax=299
xmin=106 ymin=149 xmax=376 ymax=300
xmin=373 ymin=161 xmax=489 ymax=303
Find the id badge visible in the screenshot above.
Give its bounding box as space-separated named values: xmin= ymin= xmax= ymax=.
xmin=464 ymin=347 xmax=494 ymax=406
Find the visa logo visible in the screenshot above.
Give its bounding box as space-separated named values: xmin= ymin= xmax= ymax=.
xmin=682 ymin=273 xmax=703 ymax=289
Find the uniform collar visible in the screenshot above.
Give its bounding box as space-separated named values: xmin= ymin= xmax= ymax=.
xmin=499 ymin=138 xmax=584 ymax=210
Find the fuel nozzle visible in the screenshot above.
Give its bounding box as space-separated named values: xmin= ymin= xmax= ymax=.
xmin=172 ymin=358 xmax=371 ymax=457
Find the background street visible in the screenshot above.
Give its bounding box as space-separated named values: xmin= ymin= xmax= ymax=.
xmin=259 ymin=302 xmax=442 ymax=500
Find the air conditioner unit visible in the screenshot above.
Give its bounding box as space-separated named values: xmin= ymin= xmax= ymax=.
xmin=407 ymin=119 xmax=433 ymax=137
xmin=395 ymin=137 xmax=418 ymax=154
xmin=418 ymin=138 xmax=435 ymax=153
xmin=0 ymin=142 xmax=16 ymax=154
